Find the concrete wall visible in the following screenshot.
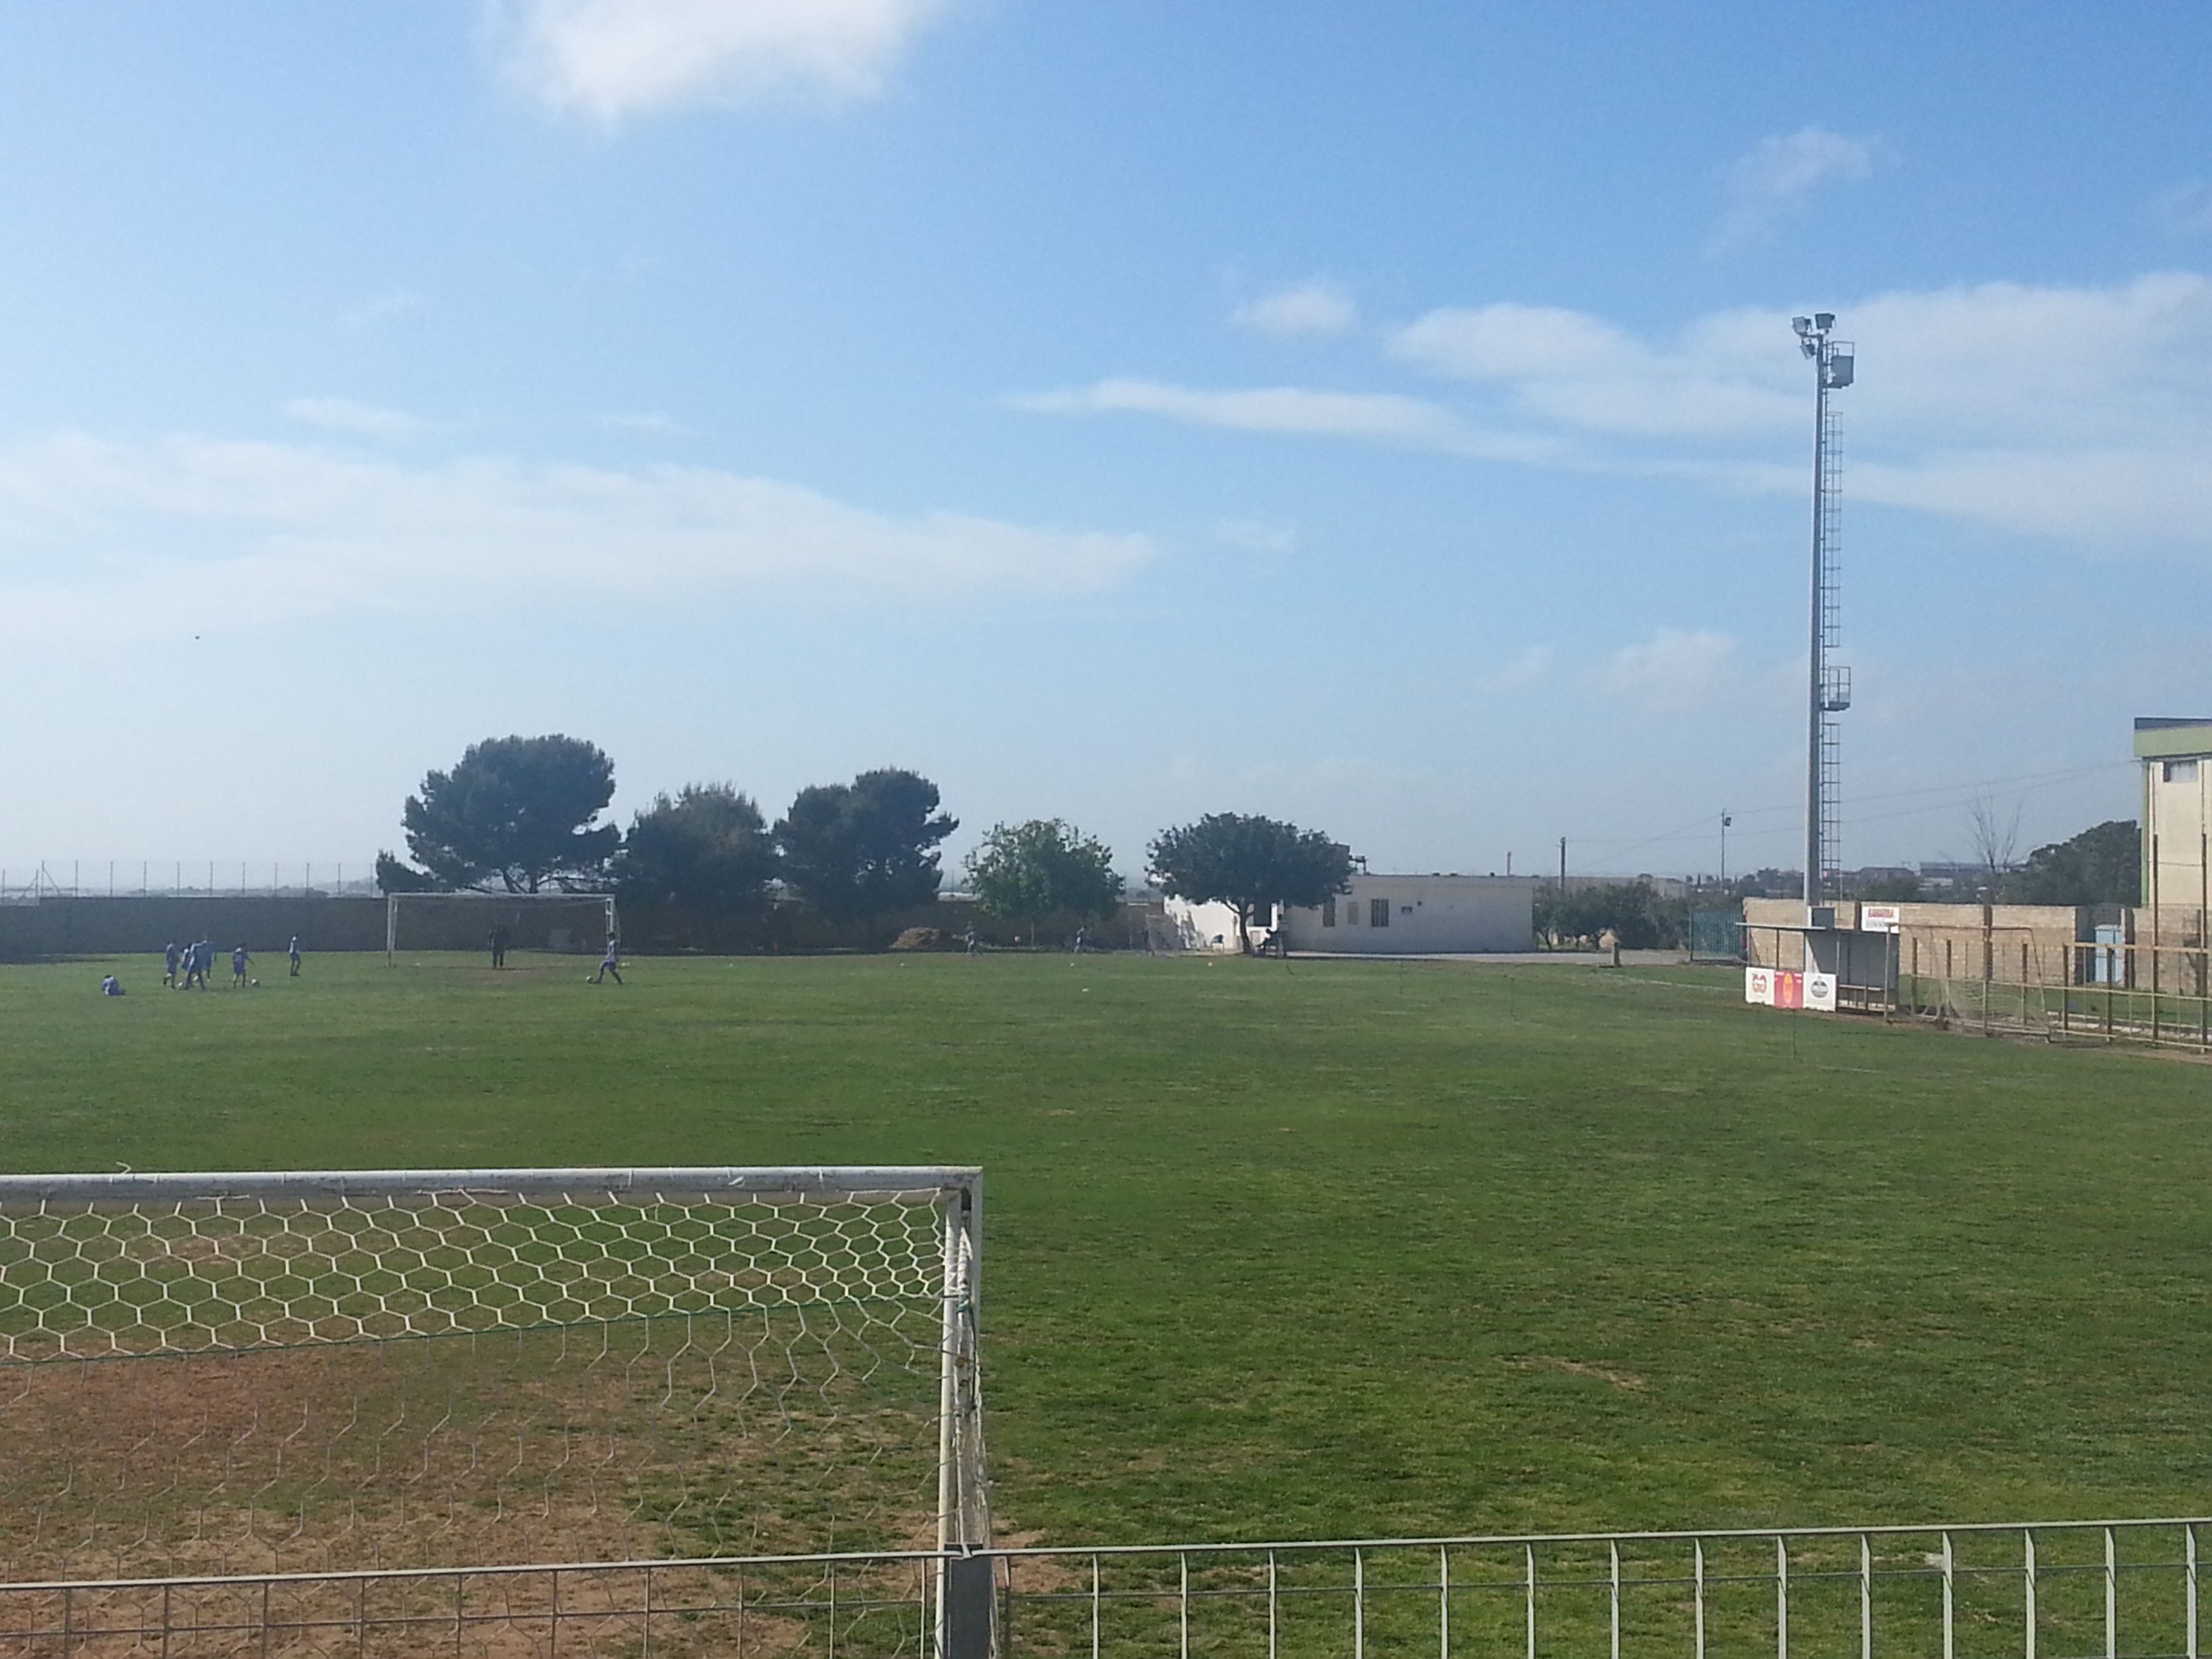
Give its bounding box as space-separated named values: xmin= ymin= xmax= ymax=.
xmin=1742 ymin=897 xmax=2094 ymax=983
xmin=0 ymin=893 xmax=1160 ymax=961
xmin=0 ymin=897 xmax=391 ymax=962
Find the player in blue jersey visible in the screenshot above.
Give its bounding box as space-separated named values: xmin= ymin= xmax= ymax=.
xmin=230 ymin=943 xmax=251 ymax=987
xmin=162 ymin=941 xmax=180 ymax=988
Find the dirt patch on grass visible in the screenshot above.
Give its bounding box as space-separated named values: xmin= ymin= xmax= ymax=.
xmin=1507 ymin=1354 xmax=1647 ymax=1392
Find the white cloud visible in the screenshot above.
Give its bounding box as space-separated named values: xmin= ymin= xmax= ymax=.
xmin=1025 ymin=272 xmax=2212 ymax=552
xmin=1213 ymin=518 xmax=1298 ymax=556
xmin=604 ymin=411 xmax=689 ymax=435
xmin=1604 ymin=628 xmax=1737 ymax=712
xmin=0 ymin=432 xmax=1151 ymax=640
xmin=1483 ymin=644 xmax=1552 ymax=691
xmin=1383 ymin=272 xmax=2212 ymax=547
xmin=1233 ymin=281 xmax=1357 ymax=338
xmin=489 ymin=0 xmax=950 ymax=122
xmin=1711 ymin=127 xmax=1875 ymax=251
xmin=1390 ymin=303 xmax=1799 ymax=436
xmin=285 ymin=397 xmax=430 ymax=441
xmin=338 ymin=289 xmax=427 ymax=331
xmin=1011 ymin=378 xmax=1570 ymax=464
xmin=2154 ymin=180 xmax=2212 ymax=238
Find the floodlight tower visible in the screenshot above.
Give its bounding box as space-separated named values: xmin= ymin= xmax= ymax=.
xmin=1792 ymin=312 xmax=1854 ymax=907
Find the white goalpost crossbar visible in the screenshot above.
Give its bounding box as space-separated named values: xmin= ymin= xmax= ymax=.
xmin=0 ymin=1164 xmax=989 ymax=1651
xmin=383 ymin=890 xmax=619 ymax=964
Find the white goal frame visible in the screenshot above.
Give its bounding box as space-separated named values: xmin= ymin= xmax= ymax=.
xmin=0 ymin=1163 xmax=991 ymax=1651
xmin=384 ymin=889 xmax=619 ymax=964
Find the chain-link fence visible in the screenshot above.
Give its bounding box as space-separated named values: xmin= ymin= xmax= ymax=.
xmin=0 ymin=863 xmax=375 ymax=904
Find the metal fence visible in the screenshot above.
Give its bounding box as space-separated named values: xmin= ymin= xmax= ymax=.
xmin=1687 ymin=911 xmax=1744 ymax=964
xmin=1900 ymin=937 xmax=2212 ymax=1051
xmin=0 ymin=862 xmax=376 ymax=903
xmin=0 ymin=1517 xmax=2200 ymax=1659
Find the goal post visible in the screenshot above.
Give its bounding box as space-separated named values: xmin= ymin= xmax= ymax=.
xmin=384 ymin=890 xmax=619 ymax=964
xmin=0 ymin=1166 xmax=988 ymax=1605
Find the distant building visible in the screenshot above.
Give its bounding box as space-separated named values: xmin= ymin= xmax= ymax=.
xmin=2136 ymin=717 xmax=2211 ymax=925
xmin=1162 ymin=874 xmax=1536 ymax=956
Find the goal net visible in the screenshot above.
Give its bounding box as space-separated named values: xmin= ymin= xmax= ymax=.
xmin=384 ymin=893 xmax=619 ymax=963
xmin=0 ymin=1167 xmax=988 ymax=1593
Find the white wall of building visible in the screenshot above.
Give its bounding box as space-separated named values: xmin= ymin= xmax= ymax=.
xmin=1158 ymin=897 xmax=1250 ymax=953
xmin=1281 ymin=874 xmax=1535 ymax=955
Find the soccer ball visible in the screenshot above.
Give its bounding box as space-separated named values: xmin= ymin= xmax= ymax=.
xmin=249 ymin=978 xmax=259 ymax=987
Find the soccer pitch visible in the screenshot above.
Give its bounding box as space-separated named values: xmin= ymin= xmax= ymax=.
xmin=3 ymin=949 xmax=2208 ymax=1546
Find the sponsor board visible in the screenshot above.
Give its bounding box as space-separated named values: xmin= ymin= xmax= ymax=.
xmin=1748 ymin=967 xmax=1829 ymax=1010
xmin=1860 ymin=904 xmax=1902 ymax=933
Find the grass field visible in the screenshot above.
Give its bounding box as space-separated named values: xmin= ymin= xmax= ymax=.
xmin=2 ymin=948 xmax=2208 ymax=1551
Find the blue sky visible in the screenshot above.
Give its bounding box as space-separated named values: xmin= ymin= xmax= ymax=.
xmin=3 ymin=1 xmax=2209 ymax=885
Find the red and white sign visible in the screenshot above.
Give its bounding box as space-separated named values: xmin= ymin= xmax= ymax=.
xmin=1860 ymin=905 xmax=1902 ymax=933
xmin=1748 ymin=967 xmax=1832 ymax=1010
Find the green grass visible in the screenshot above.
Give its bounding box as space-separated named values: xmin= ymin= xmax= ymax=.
xmin=3 ymin=949 xmax=2209 ymax=1545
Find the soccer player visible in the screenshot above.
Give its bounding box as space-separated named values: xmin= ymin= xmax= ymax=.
xmin=162 ymin=941 xmax=180 ymax=988
xmin=590 ymin=935 xmax=623 ymax=985
xmin=182 ymin=939 xmax=205 ymax=990
xmin=489 ymin=924 xmax=510 ymax=970
xmin=231 ymin=943 xmax=251 ymax=987
xmin=100 ymin=975 xmax=125 ymax=996
xmin=287 ymin=935 xmax=302 ymax=977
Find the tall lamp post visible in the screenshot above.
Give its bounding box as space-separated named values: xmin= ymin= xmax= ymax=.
xmin=1792 ymin=312 xmax=1854 ymax=907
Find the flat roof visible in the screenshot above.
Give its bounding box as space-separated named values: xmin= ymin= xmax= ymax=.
xmin=2134 ymin=718 xmax=2212 ymax=760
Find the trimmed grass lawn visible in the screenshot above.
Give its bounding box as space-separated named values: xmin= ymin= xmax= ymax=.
xmin=2 ymin=949 xmax=2207 ymax=1544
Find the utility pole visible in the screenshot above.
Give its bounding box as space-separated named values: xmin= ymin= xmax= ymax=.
xmin=1720 ymin=810 xmax=1732 ymax=889
xmin=1558 ymin=837 xmax=1567 ymax=888
xmin=1792 ymin=312 xmax=1854 ymax=907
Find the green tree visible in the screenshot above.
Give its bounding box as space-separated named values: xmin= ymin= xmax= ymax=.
xmin=1147 ymin=813 xmax=1353 ymax=954
xmin=392 ymin=735 xmax=619 ymax=893
xmin=964 ymin=819 xmax=1124 ymax=943
xmin=617 ymin=783 xmax=777 ymax=924
xmin=774 ymin=769 xmax=958 ymax=927
xmin=2010 ymin=819 xmax=2140 ymax=905
xmin=372 ymin=851 xmax=443 ymax=895
xmin=1536 ymin=882 xmax=1676 ymax=949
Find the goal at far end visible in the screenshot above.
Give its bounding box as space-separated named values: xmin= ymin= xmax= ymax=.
xmin=384 ymin=889 xmax=619 ymax=964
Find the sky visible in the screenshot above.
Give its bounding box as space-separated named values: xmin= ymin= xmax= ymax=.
xmin=3 ymin=1 xmax=2209 ymax=886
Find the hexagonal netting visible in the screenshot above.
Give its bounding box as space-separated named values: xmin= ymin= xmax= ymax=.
xmin=0 ymin=1169 xmax=987 ymax=1587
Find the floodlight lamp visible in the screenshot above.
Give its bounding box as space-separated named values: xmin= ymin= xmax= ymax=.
xmin=1792 ymin=316 xmax=1811 ymax=335
xmin=1814 ymin=312 xmax=1835 ymax=329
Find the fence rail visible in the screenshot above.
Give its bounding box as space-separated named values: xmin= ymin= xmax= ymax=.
xmin=0 ymin=1518 xmax=2201 ymax=1658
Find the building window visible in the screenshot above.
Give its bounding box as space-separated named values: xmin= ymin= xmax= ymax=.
xmin=1370 ymin=898 xmax=1390 ymax=928
xmin=2166 ymin=758 xmax=2201 ymax=783
xmin=1322 ymin=899 xmax=1336 ymax=927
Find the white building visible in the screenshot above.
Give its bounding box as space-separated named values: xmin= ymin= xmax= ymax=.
xmin=2137 ymin=716 xmax=2211 ymax=929
xmin=1162 ymin=874 xmax=1536 ymax=955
